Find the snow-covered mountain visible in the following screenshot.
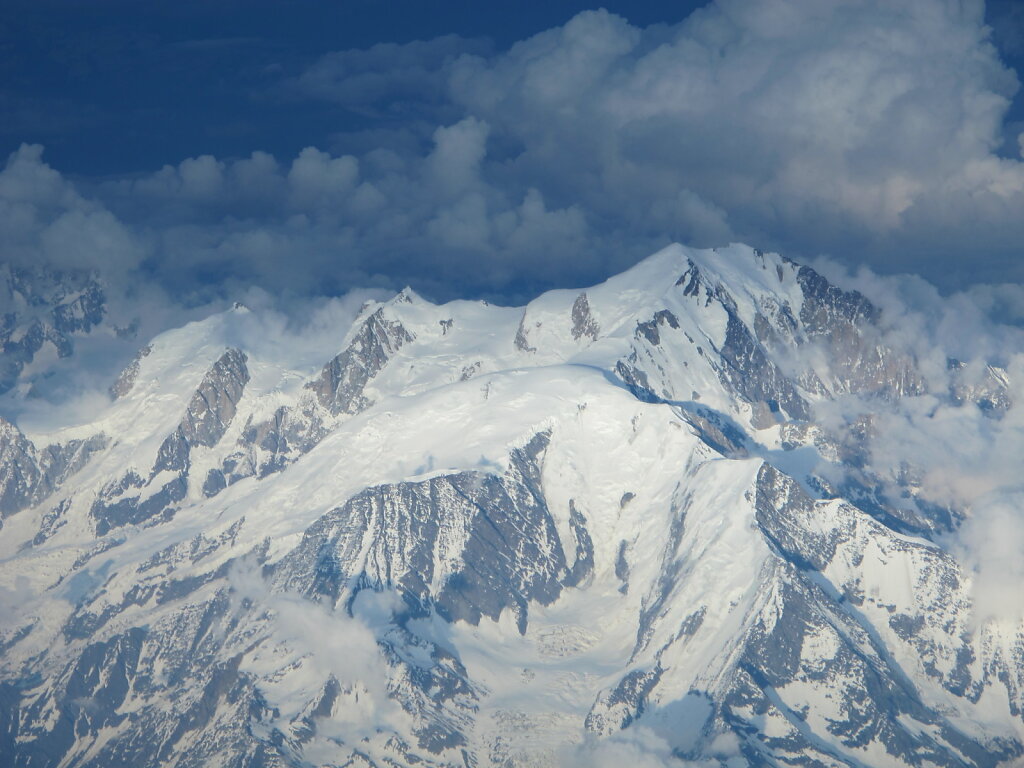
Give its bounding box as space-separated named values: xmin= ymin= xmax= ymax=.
xmin=0 ymin=265 xmax=108 ymax=397
xmin=0 ymin=244 xmax=1022 ymax=767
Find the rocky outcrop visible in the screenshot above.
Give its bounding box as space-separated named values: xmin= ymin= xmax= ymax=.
xmin=307 ymin=308 xmax=412 ymax=416
xmin=949 ymin=358 xmax=1012 ymax=417
xmin=153 ymin=348 xmax=249 ymax=475
xmin=0 ymin=417 xmax=107 ymax=520
xmin=109 ymin=344 xmax=152 ymax=399
xmin=570 ymin=293 xmax=599 ymax=342
xmin=796 ymin=265 xmax=923 ymax=398
xmin=715 ymin=303 xmax=810 ymax=424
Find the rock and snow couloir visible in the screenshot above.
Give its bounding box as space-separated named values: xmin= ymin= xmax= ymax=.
xmin=0 ymin=243 xmax=1021 ymax=767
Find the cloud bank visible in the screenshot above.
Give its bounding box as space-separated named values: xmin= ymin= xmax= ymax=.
xmin=4 ymin=0 xmax=1024 ymax=308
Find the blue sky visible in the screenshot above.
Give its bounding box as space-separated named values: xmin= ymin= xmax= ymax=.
xmin=1 ymin=1 xmax=712 ymax=175
xmin=4 ymin=0 xmax=1024 ymax=306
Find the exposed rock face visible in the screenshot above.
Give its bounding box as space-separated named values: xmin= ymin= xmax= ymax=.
xmin=274 ymin=432 xmax=594 ymax=635
xmin=109 ymin=345 xmax=152 ymax=399
xmin=0 ymin=419 xmax=39 ymax=517
xmin=308 ymin=308 xmax=413 ymax=416
xmin=89 ymin=472 xmax=187 ymax=537
xmin=234 ymin=403 xmax=327 ymax=477
xmin=515 ymin=313 xmax=537 ymax=352
xmin=791 ymin=266 xmax=923 ymax=398
xmin=570 ymin=293 xmax=599 ymax=342
xmin=634 ymin=309 xmax=679 ymax=346
xmin=153 ymin=348 xmax=249 ymax=475
xmin=0 ymin=418 xmax=107 ymax=520
xmin=716 ymin=301 xmax=810 ymax=424
xmin=86 ymin=349 xmax=249 ymax=535
xmin=662 ymin=258 xmax=921 ymax=412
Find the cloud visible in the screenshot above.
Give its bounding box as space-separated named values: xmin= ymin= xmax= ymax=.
xmin=445 ymin=1 xmax=1024 ymax=284
xmin=0 ymin=144 xmax=145 ymax=275
xmin=287 ymin=147 xmax=359 ymax=208
xmin=0 ymin=145 xmax=166 ymax=418
xmin=71 ymin=110 xmax=603 ymax=303
xmin=424 ymin=117 xmax=489 ymax=197
xmin=226 ymin=556 xmax=413 ymax=743
xmin=291 ymin=34 xmax=490 ymax=121
xmin=0 ymin=575 xmax=35 ymax=627
xmin=883 ymin=395 xmax=1024 ymax=627
xmin=7 ymin=0 xmax=1024 ymax=305
xmin=954 ymin=491 xmax=1024 ymax=625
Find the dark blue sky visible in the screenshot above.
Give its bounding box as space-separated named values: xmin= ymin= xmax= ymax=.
xmin=4 ymin=0 xmax=1024 ymax=304
xmin=2 ymin=1 xmax=712 ymax=177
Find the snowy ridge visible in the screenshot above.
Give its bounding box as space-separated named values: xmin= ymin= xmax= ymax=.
xmin=0 ymin=243 xmax=1022 ymax=767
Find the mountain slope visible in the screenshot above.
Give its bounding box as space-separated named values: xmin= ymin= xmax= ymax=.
xmin=0 ymin=244 xmax=1021 ymax=767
